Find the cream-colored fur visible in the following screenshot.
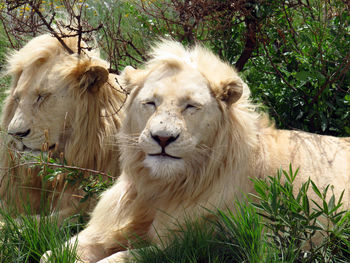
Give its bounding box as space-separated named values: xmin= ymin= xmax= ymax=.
xmin=45 ymin=40 xmax=350 ymax=262
xmin=0 ymin=34 xmax=125 ymax=220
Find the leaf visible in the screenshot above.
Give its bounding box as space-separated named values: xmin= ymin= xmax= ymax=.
xmin=311 ymin=200 xmax=323 ymax=211
xmin=305 ymin=225 xmax=323 ymax=231
xmin=322 ymin=185 xmax=330 ymax=198
xmin=253 ymin=182 xmax=268 ymax=200
xmin=337 ymin=190 xmax=345 ymax=207
xmin=328 ymin=195 xmax=335 ymax=211
xmin=309 ymin=211 xmax=323 ymax=220
xmin=323 ymin=199 xmax=329 ymax=215
xmin=295 ymin=71 xmax=311 ymax=81
xmin=344 ymin=126 xmax=350 ymax=135
xmin=302 ymin=194 xmax=310 ymax=215
xmin=291 ymin=212 xmax=307 ymax=221
xmin=311 ymin=180 xmax=322 ymax=199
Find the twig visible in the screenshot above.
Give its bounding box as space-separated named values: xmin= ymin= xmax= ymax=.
xmin=18 ymin=185 xmax=85 ymax=199
xmin=260 ymin=35 xmax=309 ymax=104
xmin=28 ymin=1 xmax=74 ymax=54
xmin=1 ymin=161 xmax=116 ymax=179
xmin=310 ymin=50 xmax=350 ymax=104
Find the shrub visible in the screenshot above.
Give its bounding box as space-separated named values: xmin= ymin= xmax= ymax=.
xmin=252 ymin=166 xmax=350 ymax=262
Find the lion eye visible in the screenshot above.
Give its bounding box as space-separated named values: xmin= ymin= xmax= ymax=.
xmin=36 ymin=94 xmax=49 ymax=104
xmin=185 ymin=104 xmax=196 ymax=110
xmin=144 ymin=101 xmax=156 ymax=107
xmin=183 ymin=103 xmax=201 ymax=113
xmin=13 ymin=96 xmax=20 ymax=103
xmin=185 ymin=103 xmax=200 ymax=111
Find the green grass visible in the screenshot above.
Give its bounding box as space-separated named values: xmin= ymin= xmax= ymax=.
xmin=1 ymin=168 xmax=348 ymax=263
xmin=131 ymin=202 xmax=266 ymax=263
xmin=0 ymin=208 xmax=81 ymax=263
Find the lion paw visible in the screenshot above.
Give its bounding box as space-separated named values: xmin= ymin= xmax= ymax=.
xmin=96 ymin=250 xmax=131 ymax=263
xmin=39 ymin=250 xmax=52 ymax=263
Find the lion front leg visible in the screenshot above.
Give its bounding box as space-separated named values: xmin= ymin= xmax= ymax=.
xmin=40 ymin=230 xmax=110 ymax=263
xmin=72 ymin=178 xmax=139 ymax=262
xmin=42 ymin=176 xmax=140 ymax=262
xmin=72 ymin=230 xmax=114 ymax=262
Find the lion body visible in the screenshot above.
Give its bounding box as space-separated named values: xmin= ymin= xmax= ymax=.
xmin=51 ymin=40 xmax=349 ymax=262
xmin=0 ymin=34 xmax=125 ymax=219
xmin=261 ymin=128 xmax=349 ymax=202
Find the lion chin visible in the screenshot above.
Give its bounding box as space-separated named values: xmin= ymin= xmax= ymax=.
xmin=144 ymin=154 xmax=185 ymax=179
xmin=14 ymin=140 xmax=56 ymax=153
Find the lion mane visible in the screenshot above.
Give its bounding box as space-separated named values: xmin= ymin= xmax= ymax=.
xmin=0 ymin=34 xmax=125 ymax=219
xmin=43 ymin=40 xmax=350 ymax=262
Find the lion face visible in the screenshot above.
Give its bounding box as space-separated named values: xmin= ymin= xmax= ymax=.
xmin=3 ymin=35 xmax=109 ymax=153
xmin=5 ymin=59 xmax=75 ymax=152
xmin=127 ymin=67 xmax=223 ymax=178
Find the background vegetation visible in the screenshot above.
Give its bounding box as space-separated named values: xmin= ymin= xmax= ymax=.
xmin=1 ymin=0 xmax=349 ymax=135
xmin=0 ymin=24 xmax=10 ymax=109
xmin=0 ymin=0 xmax=349 ymax=262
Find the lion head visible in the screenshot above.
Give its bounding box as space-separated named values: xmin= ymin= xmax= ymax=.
xmin=120 ymin=40 xmax=259 ymax=186
xmin=3 ymin=35 xmax=111 ymax=153
xmin=0 ymin=34 xmax=125 ymax=217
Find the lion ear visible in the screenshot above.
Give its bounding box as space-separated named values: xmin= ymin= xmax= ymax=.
xmin=217 ymin=78 xmax=243 ymax=106
xmin=121 ymin=65 xmax=147 ymax=93
xmin=79 ymin=66 xmax=109 ymax=93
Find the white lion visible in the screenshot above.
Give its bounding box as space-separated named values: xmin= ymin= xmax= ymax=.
xmin=42 ymin=40 xmax=350 ymax=262
xmin=0 ymin=34 xmax=125 ymax=220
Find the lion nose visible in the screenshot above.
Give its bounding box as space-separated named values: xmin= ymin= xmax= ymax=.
xmin=8 ymin=129 xmax=31 ymax=139
xmin=151 ymin=133 xmax=179 ymax=148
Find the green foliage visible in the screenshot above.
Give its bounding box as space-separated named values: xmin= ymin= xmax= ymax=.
xmin=213 ymin=202 xmax=265 ymax=263
xmin=133 ymin=220 xmax=221 ymax=263
xmin=26 ymin=152 xmax=114 ymax=203
xmin=86 ymin=0 xmax=154 ymax=71
xmin=0 ymin=208 xmax=79 ymax=263
xmin=243 ymin=0 xmax=350 ymax=136
xmin=0 ymin=23 xmax=11 ymax=111
xmin=0 ymin=150 xmax=109 ymax=262
xmin=251 ymin=165 xmax=350 ymax=262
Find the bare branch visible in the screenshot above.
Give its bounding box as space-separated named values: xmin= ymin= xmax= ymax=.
xmin=28 ymin=1 xmax=74 ymax=54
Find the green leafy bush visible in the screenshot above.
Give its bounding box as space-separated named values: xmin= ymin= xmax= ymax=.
xmin=240 ymin=0 xmax=350 ymax=136
xmin=252 ymin=166 xmax=350 ymax=262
